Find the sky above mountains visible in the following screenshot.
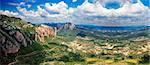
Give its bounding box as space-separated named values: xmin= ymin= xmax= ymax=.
xmin=0 ymin=0 xmax=150 ymax=26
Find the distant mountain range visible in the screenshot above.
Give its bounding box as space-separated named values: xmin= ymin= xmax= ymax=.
xmin=40 ymin=23 xmax=150 ymax=40
xmin=42 ymin=23 xmax=150 ymax=31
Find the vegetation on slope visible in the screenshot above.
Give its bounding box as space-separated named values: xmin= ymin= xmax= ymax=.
xmin=0 ymin=15 xmax=150 ymax=65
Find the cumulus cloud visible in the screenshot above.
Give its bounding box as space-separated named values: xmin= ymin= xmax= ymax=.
xmin=17 ymin=7 xmax=40 ymax=17
xmin=75 ymin=0 xmax=149 ymax=17
xmin=1 ymin=0 xmax=150 ymax=26
xmin=69 ymin=0 xmax=150 ymax=26
xmin=0 ymin=10 xmax=19 ymax=16
xmin=13 ymin=2 xmax=72 ymax=23
xmin=45 ymin=2 xmax=68 ymax=14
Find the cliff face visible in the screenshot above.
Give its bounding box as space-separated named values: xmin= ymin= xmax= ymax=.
xmin=63 ymin=22 xmax=75 ymax=30
xmin=35 ymin=24 xmax=57 ymax=43
xmin=0 ymin=15 xmax=34 ymax=56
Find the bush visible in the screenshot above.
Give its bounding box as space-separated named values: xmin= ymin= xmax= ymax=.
xmin=139 ymin=54 xmax=150 ymax=63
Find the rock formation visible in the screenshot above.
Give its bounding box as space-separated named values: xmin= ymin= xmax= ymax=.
xmin=63 ymin=22 xmax=75 ymax=30
xmin=35 ymin=24 xmax=57 ymax=43
xmin=0 ymin=15 xmax=33 ymax=56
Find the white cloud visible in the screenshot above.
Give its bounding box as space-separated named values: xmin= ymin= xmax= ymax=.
xmin=1 ymin=0 xmax=150 ymax=26
xmin=70 ymin=0 xmax=150 ymax=26
xmin=74 ymin=0 xmax=149 ymax=17
xmin=27 ymin=4 xmax=32 ymax=8
xmin=115 ymin=0 xmax=149 ymax=16
xmin=72 ymin=0 xmax=78 ymax=2
xmin=45 ymin=2 xmax=68 ymax=14
xmin=8 ymin=2 xmax=32 ymax=8
xmin=0 ymin=10 xmax=19 ymax=16
xmin=8 ymin=3 xmax=19 ymax=6
xmin=17 ymin=7 xmax=40 ymax=17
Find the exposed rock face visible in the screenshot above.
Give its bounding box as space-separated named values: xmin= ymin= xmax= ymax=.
xmin=35 ymin=24 xmax=57 ymax=43
xmin=0 ymin=15 xmax=33 ymax=56
xmin=62 ymin=22 xmax=75 ymax=30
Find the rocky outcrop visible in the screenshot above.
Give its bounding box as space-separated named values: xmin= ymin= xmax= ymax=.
xmin=62 ymin=22 xmax=75 ymax=30
xmin=0 ymin=15 xmax=33 ymax=56
xmin=35 ymin=24 xmax=57 ymax=43
xmin=57 ymin=22 xmax=75 ymax=31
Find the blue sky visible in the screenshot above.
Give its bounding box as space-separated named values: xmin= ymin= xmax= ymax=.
xmin=0 ymin=0 xmax=85 ymax=11
xmin=0 ymin=0 xmax=150 ymax=26
xmin=0 ymin=0 xmax=149 ymax=11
